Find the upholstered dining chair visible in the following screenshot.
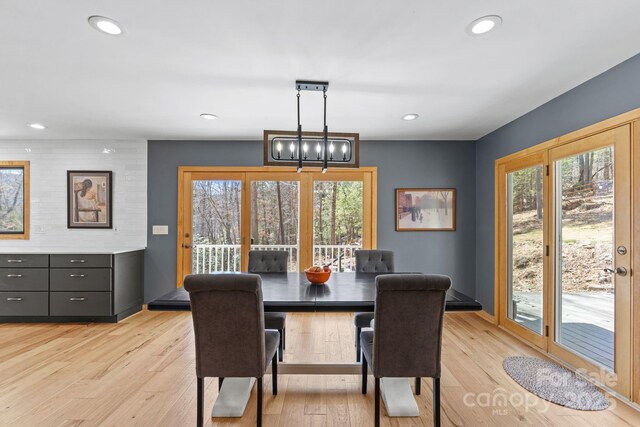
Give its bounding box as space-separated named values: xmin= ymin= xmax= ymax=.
xmin=184 ymin=274 xmax=279 ymax=427
xmin=353 ymin=249 xmax=394 ymax=362
xmin=248 ymin=250 xmax=288 ymax=362
xmin=360 ymin=274 xmax=451 ymax=427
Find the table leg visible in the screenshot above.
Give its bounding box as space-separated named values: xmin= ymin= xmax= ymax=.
xmin=380 ymin=378 xmax=420 ymax=416
xmin=211 ymin=377 xmax=255 ymax=417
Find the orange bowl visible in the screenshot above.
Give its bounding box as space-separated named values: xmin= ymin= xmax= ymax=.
xmin=304 ymin=269 xmax=331 ymax=284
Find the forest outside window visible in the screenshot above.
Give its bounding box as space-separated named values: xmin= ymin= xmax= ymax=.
xmin=0 ymin=161 xmax=30 ymax=239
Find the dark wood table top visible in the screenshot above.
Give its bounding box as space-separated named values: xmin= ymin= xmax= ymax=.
xmin=147 ymin=272 xmax=482 ymax=312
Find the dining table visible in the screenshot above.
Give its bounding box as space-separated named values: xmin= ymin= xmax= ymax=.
xmin=148 ymin=272 xmax=482 ymax=418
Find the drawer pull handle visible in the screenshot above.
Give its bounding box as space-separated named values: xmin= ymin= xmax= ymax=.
xmin=69 ymin=259 xmax=86 ymax=263
xmin=7 ymin=259 xmax=23 ymax=263
xmin=69 ymin=297 xmax=86 ymax=301
xmin=6 ymin=297 xmax=23 ymax=301
xmin=7 ymin=274 xmax=23 ymax=278
xmin=70 ymin=274 xmax=86 ymax=278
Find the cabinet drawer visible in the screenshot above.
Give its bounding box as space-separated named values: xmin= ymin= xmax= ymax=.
xmin=50 ymin=254 xmax=112 ymax=268
xmin=0 ymin=254 xmax=48 ymax=268
xmin=0 ymin=292 xmax=48 ymax=316
xmin=50 ymin=269 xmax=111 ymax=291
xmin=50 ymin=292 xmax=112 ymax=316
xmin=0 ymin=269 xmax=49 ymax=291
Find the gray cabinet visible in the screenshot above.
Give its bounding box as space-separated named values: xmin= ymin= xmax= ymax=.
xmin=0 ymin=250 xmax=143 ymax=323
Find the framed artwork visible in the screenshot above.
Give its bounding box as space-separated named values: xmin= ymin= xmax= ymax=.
xmin=67 ymin=171 xmax=112 ymax=229
xmin=0 ymin=161 xmax=30 ymax=239
xmin=396 ymin=188 xmax=456 ymax=231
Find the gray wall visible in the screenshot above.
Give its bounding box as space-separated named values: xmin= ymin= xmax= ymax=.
xmin=146 ymin=140 xmax=476 ymax=302
xmin=475 ymin=52 xmax=640 ymax=315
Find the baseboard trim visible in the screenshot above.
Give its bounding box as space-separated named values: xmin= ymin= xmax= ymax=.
xmin=475 ymin=310 xmax=497 ymax=324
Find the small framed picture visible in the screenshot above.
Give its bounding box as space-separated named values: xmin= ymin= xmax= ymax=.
xmin=396 ymin=188 xmax=456 ymax=231
xmin=67 ymin=171 xmax=112 ymax=229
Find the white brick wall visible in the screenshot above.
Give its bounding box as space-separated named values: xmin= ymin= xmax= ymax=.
xmin=0 ymin=140 xmax=147 ymax=251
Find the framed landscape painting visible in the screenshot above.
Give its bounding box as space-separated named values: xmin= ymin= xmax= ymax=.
xmin=396 ymin=188 xmax=456 ymax=231
xmin=67 ymin=171 xmax=112 ymax=229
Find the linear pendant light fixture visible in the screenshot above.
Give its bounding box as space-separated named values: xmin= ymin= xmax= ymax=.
xmin=263 ymin=80 xmax=359 ymax=172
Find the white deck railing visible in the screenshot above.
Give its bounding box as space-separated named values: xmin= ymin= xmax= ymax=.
xmin=192 ymin=244 xmax=361 ymax=274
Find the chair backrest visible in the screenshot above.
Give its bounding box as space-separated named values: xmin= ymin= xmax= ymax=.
xmin=355 ymin=250 xmax=394 ymax=273
xmin=372 ymin=274 xmax=451 ymax=378
xmin=248 ymin=250 xmax=288 ymax=273
xmin=184 ymin=273 xmax=266 ymax=378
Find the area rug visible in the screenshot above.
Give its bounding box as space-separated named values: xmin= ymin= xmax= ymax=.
xmin=502 ymin=356 xmax=609 ymax=410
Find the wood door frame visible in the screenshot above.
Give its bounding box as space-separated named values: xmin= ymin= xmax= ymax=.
xmin=496 ymin=151 xmax=549 ymax=350
xmin=495 ymin=107 xmax=640 ymax=402
xmin=547 ymin=124 xmax=632 ymax=397
xmin=176 ymin=166 xmax=378 ymax=286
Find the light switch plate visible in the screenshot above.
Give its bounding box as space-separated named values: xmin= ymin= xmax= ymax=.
xmin=152 ymin=225 xmax=169 ymax=235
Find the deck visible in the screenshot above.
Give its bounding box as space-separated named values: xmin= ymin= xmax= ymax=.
xmin=513 ymin=292 xmax=614 ymax=369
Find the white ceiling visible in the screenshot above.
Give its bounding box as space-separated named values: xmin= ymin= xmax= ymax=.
xmin=2 ymin=0 xmax=640 ymax=141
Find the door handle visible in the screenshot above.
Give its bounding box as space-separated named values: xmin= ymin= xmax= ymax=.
xmin=183 ymin=244 xmax=192 ymax=249
xmin=7 ymin=274 xmax=23 ymax=278
xmin=604 ymin=267 xmax=627 ymax=277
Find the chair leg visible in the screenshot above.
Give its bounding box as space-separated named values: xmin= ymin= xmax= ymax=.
xmin=218 ymin=377 xmax=224 ymax=391
xmin=282 ymin=327 xmax=286 ymax=350
xmin=272 ymin=353 xmax=278 ymax=395
xmin=374 ymin=377 xmax=380 ymax=427
xmin=278 ymin=329 xmax=284 ymax=362
xmin=361 ymin=353 xmax=368 ymax=394
xmin=257 ymin=377 xmax=263 ymax=427
xmin=415 ymin=377 xmax=421 ymax=395
xmin=356 ymin=327 xmax=361 ymax=362
xmin=196 ymin=377 xmax=203 ymax=427
xmin=433 ymin=377 xmax=440 ymax=427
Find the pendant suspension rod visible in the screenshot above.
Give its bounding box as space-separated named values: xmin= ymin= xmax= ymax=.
xmin=297 ymin=89 xmax=302 ymax=173
xmin=322 ymin=88 xmax=328 ymax=173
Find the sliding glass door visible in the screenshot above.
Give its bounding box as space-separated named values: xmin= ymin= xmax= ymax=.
xmin=498 ymin=152 xmax=548 ymax=349
xmin=497 ymin=125 xmax=632 ymax=397
xmin=177 ymin=167 xmax=377 ymax=281
xmin=548 ymin=125 xmax=631 ymax=396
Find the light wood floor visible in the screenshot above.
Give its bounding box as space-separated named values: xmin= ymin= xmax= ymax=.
xmin=1 ymin=311 xmax=639 ymax=426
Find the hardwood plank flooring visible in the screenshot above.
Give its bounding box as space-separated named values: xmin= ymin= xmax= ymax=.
xmin=1 ymin=311 xmax=638 ymax=426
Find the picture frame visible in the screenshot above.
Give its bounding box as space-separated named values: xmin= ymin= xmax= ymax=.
xmin=67 ymin=171 xmax=112 ymax=229
xmin=396 ymin=188 xmax=456 ymax=231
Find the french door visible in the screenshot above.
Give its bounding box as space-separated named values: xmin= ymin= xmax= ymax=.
xmin=497 ymin=125 xmax=632 ymax=397
xmin=177 ymin=167 xmax=377 ymax=284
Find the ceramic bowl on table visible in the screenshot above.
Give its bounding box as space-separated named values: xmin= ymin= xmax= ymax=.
xmin=304 ymin=269 xmax=331 ymax=285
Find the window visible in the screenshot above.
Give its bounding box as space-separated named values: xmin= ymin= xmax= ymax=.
xmin=0 ymin=161 xmax=29 ymax=239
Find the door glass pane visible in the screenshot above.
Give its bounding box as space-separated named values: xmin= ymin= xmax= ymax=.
xmin=313 ymin=181 xmax=363 ymax=271
xmin=507 ymin=165 xmax=544 ymax=334
xmin=555 ymin=146 xmax=614 ymax=369
xmin=191 ymin=180 xmax=242 ymax=273
xmin=250 ymin=180 xmax=299 ymax=271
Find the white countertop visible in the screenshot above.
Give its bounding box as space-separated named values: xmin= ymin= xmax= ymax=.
xmin=0 ymin=248 xmax=146 ymax=255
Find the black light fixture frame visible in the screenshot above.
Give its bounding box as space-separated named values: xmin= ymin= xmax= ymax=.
xmin=263 ymin=80 xmax=359 ymax=171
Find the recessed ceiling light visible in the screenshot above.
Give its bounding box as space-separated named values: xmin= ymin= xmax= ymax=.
xmin=402 ymin=114 xmax=419 ymax=121
xmin=28 ymin=123 xmax=47 ymax=130
xmin=467 ymin=15 xmax=502 ymax=35
xmin=88 ymin=16 xmax=125 ymax=36
xmin=200 ymin=113 xmax=218 ymax=120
